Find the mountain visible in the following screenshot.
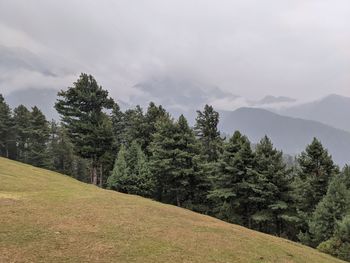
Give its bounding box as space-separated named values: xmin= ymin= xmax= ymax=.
xmin=278 ymin=94 xmax=350 ymax=132
xmin=220 ymin=107 xmax=350 ymax=166
xmin=5 ymin=88 xmax=59 ymax=120
xmin=0 ymin=157 xmax=343 ymax=263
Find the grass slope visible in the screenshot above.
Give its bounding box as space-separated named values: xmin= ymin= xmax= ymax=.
xmin=0 ymin=158 xmax=344 ymax=263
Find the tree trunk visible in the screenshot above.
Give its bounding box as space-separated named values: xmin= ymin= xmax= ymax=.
xmin=176 ymin=192 xmax=181 ymax=207
xmin=99 ymin=164 xmax=103 ymax=188
xmin=92 ymin=165 xmax=98 ymax=185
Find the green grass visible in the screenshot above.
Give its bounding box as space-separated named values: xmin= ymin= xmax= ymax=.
xmin=0 ymin=157 xmax=345 ymax=263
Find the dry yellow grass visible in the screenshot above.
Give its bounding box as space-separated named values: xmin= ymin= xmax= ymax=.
xmin=0 ymin=157 xmax=345 ymax=263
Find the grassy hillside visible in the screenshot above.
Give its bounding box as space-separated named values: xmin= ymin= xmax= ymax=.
xmin=0 ymin=158 xmax=344 ymax=263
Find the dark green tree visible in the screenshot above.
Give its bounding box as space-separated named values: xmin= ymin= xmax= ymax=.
xmin=307 ymin=166 xmax=350 ymax=247
xmin=150 ymin=114 xmax=208 ymax=208
xmin=294 ymin=138 xmax=339 ymax=240
xmin=143 ymin=102 xmax=167 ymax=155
xmin=0 ymin=94 xmax=14 ymax=158
xmin=107 ymin=142 xmax=154 ymax=197
xmin=27 ymin=106 xmax=50 ymax=167
xmin=13 ymin=105 xmax=31 ymax=163
xmin=318 ymin=215 xmax=350 ymax=262
xmin=111 ymin=102 xmax=125 ymax=152
xmin=194 ymin=104 xmax=222 ymax=162
xmin=107 ymin=145 xmax=129 ymax=191
xmin=46 ymin=121 xmax=75 ymax=175
xmin=251 ymin=136 xmax=295 ymax=236
xmin=55 ymin=73 xmax=114 ymax=185
xmin=210 ymin=131 xmax=256 ymax=226
xmin=122 ymin=106 xmax=145 ymax=148
xmin=294 ymin=138 xmax=338 ymax=214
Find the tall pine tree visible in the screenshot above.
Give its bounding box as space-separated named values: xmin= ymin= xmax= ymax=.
xmin=13 ymin=105 xmax=31 ymax=163
xmin=0 ymin=94 xmax=14 ymax=158
xmin=194 ymin=104 xmax=222 ymax=162
xmin=210 ymin=131 xmax=256 ymax=226
xmin=251 ymin=136 xmax=295 ymax=236
xmin=55 ymin=73 xmax=114 ymax=185
xmin=27 ymin=106 xmax=50 ymax=167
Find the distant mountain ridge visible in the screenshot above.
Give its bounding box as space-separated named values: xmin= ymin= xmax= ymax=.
xmin=219 ymin=107 xmax=350 ymax=166
xmin=277 ymin=94 xmax=350 ymax=132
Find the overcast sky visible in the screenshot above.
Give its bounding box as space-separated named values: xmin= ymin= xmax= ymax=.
xmin=0 ymin=0 xmax=349 ymax=104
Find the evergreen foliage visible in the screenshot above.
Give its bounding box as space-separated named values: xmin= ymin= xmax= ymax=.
xmin=13 ymin=105 xmax=31 ymax=163
xmin=194 ymin=104 xmax=222 ymax=162
xmin=210 ymin=131 xmax=256 ymax=226
xmin=55 ymin=73 xmax=114 ymax=185
xmin=27 ymin=106 xmax=50 ymax=167
xmin=107 ymin=142 xmax=154 ymax=197
xmin=0 ymin=94 xmax=14 ymax=158
xmin=251 ymin=136 xmax=295 ymax=235
xmin=307 ymin=166 xmax=350 ymax=247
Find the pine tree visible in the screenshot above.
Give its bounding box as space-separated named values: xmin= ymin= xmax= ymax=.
xmin=294 ymin=138 xmax=338 ymax=214
xmin=307 ymin=166 xmax=350 ymax=247
xmin=46 ymin=121 xmax=75 ymax=175
xmin=318 ymin=215 xmax=350 ymax=262
xmin=13 ymin=105 xmax=31 ymax=163
xmin=107 ymin=145 xmax=129 ymax=191
xmin=149 ymin=115 xmax=179 ymax=203
xmin=122 ymin=106 xmax=146 ymax=148
xmin=0 ymin=94 xmax=14 ymax=158
xmin=251 ymin=136 xmax=295 ymax=235
xmin=194 ymin=104 xmax=222 ymax=162
xmin=210 ymin=131 xmax=256 ymax=226
xmin=111 ymin=102 xmax=125 ymax=153
xmin=149 ymin=114 xmax=205 ymax=207
xmin=107 ymin=142 xmax=154 ymax=196
xmin=294 ymin=138 xmax=339 ymax=240
xmin=143 ymin=102 xmax=167 ymax=155
xmin=55 ymin=73 xmax=114 ymax=185
xmin=171 ymin=115 xmax=203 ymax=207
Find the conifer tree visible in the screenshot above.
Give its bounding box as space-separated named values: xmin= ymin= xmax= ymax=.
xmin=107 ymin=145 xmax=129 ymax=191
xmin=210 ymin=131 xmax=256 ymax=226
xmin=55 ymin=73 xmax=114 ymax=185
xmin=318 ymin=215 xmax=350 ymax=261
xmin=194 ymin=104 xmax=222 ymax=162
xmin=171 ymin=115 xmax=203 ymax=207
xmin=143 ymin=102 xmax=167 ymax=155
xmin=107 ymin=142 xmax=154 ymax=196
xmin=47 ymin=121 xmax=75 ymax=175
xmin=307 ymin=166 xmax=350 ymax=247
xmin=294 ymin=138 xmax=338 ymax=214
xmin=13 ymin=105 xmax=31 ymax=163
xmin=149 ymin=115 xmax=180 ymax=203
xmin=0 ymin=94 xmax=14 ymax=158
xmin=294 ymin=138 xmax=339 ymax=240
xmin=251 ymin=136 xmax=295 ymax=235
xmin=111 ymin=102 xmax=125 ymax=152
xmin=150 ymin=114 xmax=206 ymax=207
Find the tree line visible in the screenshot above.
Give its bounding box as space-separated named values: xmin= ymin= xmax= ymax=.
xmin=0 ymin=73 xmax=349 ymax=261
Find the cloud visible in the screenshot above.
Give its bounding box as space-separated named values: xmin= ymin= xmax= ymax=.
xmin=0 ymin=0 xmax=349 ymax=103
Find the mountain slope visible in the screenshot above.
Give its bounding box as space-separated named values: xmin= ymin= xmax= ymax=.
xmin=220 ymin=108 xmax=350 ymax=166
xmin=0 ymin=158 xmax=343 ymax=263
xmin=278 ymin=94 xmax=350 ymax=132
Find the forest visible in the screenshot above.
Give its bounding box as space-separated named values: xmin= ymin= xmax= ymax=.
xmin=1 ymin=73 xmax=349 ymax=261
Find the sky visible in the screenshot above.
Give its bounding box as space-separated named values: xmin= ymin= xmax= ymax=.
xmin=0 ymin=0 xmax=350 ymax=108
